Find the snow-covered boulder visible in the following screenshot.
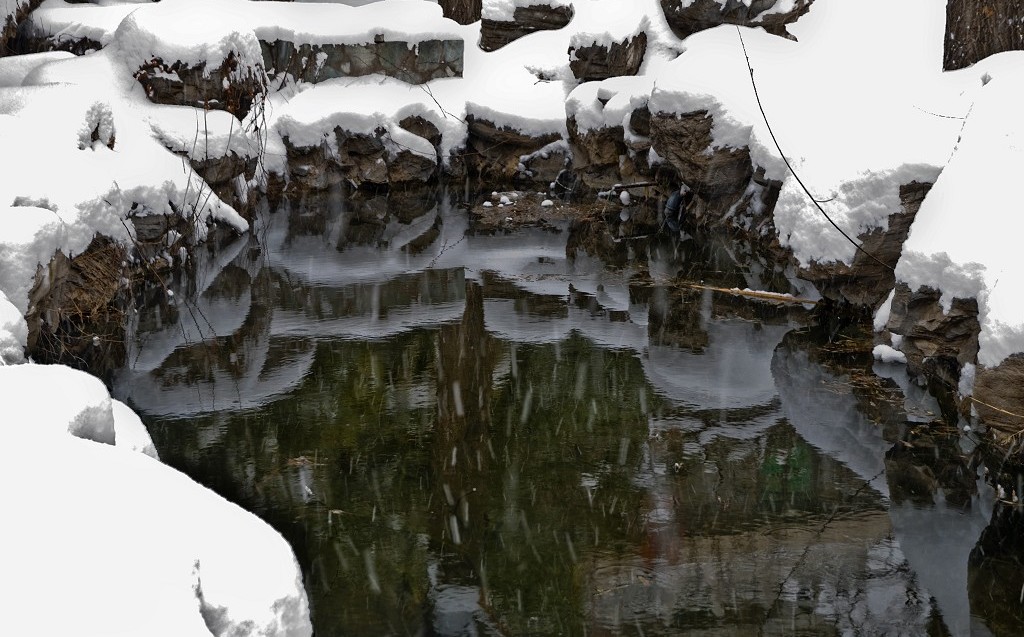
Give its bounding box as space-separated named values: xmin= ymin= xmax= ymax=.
xmin=113 ymin=1 xmax=268 ymax=118
xmin=0 ymin=362 xmax=313 ymax=636
xmin=565 ymin=77 xmax=654 ymax=189
xmin=567 ymin=9 xmax=649 ymax=81
xmin=479 ymin=0 xmax=574 ymax=52
xmin=271 ymin=77 xmax=451 ymax=189
xmin=659 ymin=0 xmax=814 ymax=42
xmin=886 ymin=61 xmax=1024 ymax=434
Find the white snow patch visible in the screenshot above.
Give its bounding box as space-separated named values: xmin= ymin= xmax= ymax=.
xmin=112 ymin=398 xmax=160 ymax=459
xmin=0 ymin=361 xmax=312 ymax=636
xmin=873 ymin=287 xmax=895 ymax=332
xmin=872 ymin=344 xmax=907 ymax=365
xmin=0 ymin=289 xmax=26 ymax=364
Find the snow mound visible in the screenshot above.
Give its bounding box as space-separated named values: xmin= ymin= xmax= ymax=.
xmin=271 ymin=76 xmax=451 ymax=160
xmin=568 ymin=3 xmax=649 ymax=50
xmin=0 ymin=362 xmax=312 ymax=636
xmin=112 ymin=398 xmax=160 ymax=459
xmin=566 ymin=75 xmax=654 ymax=133
xmin=0 ymin=51 xmax=75 ymax=88
xmin=872 ymin=344 xmax=907 ymax=365
xmin=0 ymin=289 xmax=26 ymax=364
xmin=0 ymin=363 xmax=116 ymax=444
xmin=253 ymin=0 xmax=462 ymax=47
xmin=112 ymin=0 xmax=265 ymax=77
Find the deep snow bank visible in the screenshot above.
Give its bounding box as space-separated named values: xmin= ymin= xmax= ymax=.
xmin=0 ymin=363 xmax=312 ymax=636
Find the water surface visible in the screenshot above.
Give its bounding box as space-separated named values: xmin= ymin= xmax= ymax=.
xmin=116 ymin=190 xmax=1007 ymax=636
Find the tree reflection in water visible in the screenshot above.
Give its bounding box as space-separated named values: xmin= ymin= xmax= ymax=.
xmin=116 ymin=190 xmax=1008 ymax=636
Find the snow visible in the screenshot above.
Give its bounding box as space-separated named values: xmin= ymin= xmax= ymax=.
xmin=0 ymin=289 xmax=26 ymax=364
xmin=0 ymin=51 xmax=74 ymax=87
xmin=872 ymin=343 xmax=907 ymax=365
xmin=482 ymin=0 xmax=572 ymax=22
xmin=568 ymin=3 xmax=649 ymax=50
xmin=649 ymin=1 xmax=958 ymax=266
xmin=895 ymin=63 xmax=1024 ymax=368
xmin=0 ymin=363 xmax=312 ymax=636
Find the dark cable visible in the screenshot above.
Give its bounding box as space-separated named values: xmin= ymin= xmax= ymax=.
xmin=736 ymin=27 xmax=893 ymax=271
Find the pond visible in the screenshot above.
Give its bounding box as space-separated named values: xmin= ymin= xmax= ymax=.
xmin=114 ymin=187 xmax=1013 ymax=636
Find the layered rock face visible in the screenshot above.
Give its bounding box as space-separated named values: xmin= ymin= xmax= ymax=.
xmin=660 ymin=0 xmax=815 ymax=41
xmin=650 ymin=110 xmax=753 ymax=203
xmin=800 ymin=182 xmax=931 ymax=309
xmin=463 ymin=115 xmax=563 ymax=182
xmin=973 ymin=356 xmax=1024 ymax=437
xmin=134 ymin=54 xmax=267 ymax=119
xmin=944 ymin=0 xmax=1024 ymax=71
xmin=479 ymin=4 xmax=574 ymax=52
xmin=260 ymin=38 xmax=464 ymax=85
xmin=569 ymin=32 xmax=646 ymax=81
xmin=885 ymin=286 xmax=981 ymax=385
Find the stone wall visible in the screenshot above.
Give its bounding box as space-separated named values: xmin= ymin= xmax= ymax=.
xmin=261 ymin=38 xmax=464 ymax=85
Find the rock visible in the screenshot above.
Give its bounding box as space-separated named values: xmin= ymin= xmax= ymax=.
xmin=884 ymin=283 xmax=980 ymax=385
xmin=283 ymin=139 xmax=341 ymax=191
xmin=260 ymin=38 xmax=464 ymax=86
xmin=944 ymin=0 xmax=1024 ymax=71
xmin=190 ymin=153 xmax=258 ymax=187
xmin=134 ymin=53 xmax=267 ymax=120
xmin=972 ymin=355 xmax=1024 ymax=439
xmin=798 ymin=181 xmax=932 ymax=308
xmin=463 ymin=115 xmax=563 ymax=183
xmin=479 ymin=4 xmax=574 ymax=52
xmin=660 ymin=0 xmax=814 ymax=41
xmin=569 ymin=32 xmax=647 ymax=81
xmin=438 ymin=0 xmax=482 ymax=25
xmin=284 ymin=126 xmax=438 ymax=191
xmin=398 ymin=115 xmax=442 ymax=149
xmin=386 ymin=147 xmax=438 ymax=185
xmin=566 ymin=116 xmax=626 ymax=190
xmin=1 ymin=0 xmax=43 ymax=56
xmin=24 ymin=237 xmax=130 ymax=384
xmin=650 ymin=109 xmax=753 ymax=202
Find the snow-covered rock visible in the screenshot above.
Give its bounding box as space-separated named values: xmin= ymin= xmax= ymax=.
xmin=479 ymin=0 xmax=574 ymax=52
xmin=659 ymin=0 xmax=815 ymax=41
xmin=0 ymin=289 xmax=26 ymax=364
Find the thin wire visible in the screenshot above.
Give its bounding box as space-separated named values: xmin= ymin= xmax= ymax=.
xmin=736 ymin=27 xmax=893 ymax=271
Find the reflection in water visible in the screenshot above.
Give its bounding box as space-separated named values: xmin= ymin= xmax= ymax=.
xmin=116 ymin=190 xmax=1009 ymax=635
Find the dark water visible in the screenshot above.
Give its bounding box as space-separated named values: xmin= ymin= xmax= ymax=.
xmin=115 ymin=189 xmax=1019 ymax=636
